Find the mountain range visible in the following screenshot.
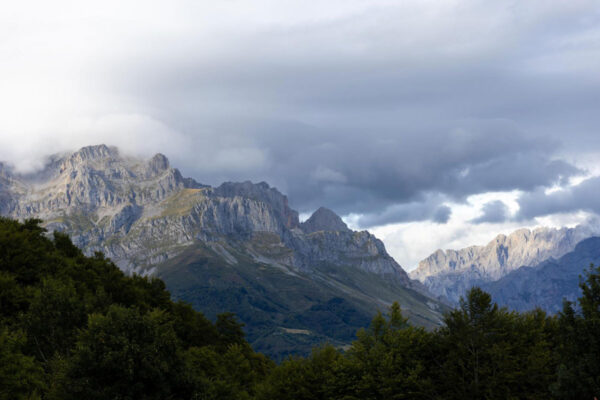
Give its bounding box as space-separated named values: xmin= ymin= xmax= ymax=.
xmin=0 ymin=144 xmax=446 ymax=358
xmin=480 ymin=236 xmax=600 ymax=313
xmin=411 ymin=223 xmax=600 ymax=307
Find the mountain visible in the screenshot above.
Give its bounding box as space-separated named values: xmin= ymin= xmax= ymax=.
xmin=480 ymin=236 xmax=600 ymax=313
xmin=410 ymin=224 xmax=600 ymax=303
xmin=0 ymin=144 xmax=447 ymax=358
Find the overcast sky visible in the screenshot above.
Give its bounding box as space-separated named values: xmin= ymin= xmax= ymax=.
xmin=1 ymin=0 xmax=600 ymax=269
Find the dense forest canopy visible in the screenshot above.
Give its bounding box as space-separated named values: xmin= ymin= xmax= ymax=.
xmin=0 ymin=217 xmax=599 ymax=399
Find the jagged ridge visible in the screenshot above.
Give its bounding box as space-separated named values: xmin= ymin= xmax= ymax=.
xmin=0 ymin=145 xmax=446 ymax=357
xmin=482 ymin=236 xmax=600 ymax=313
xmin=411 ymin=224 xmax=600 ymax=303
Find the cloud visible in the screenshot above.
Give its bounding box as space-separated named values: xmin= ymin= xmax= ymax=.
xmin=310 ymin=166 xmax=347 ymax=184
xmin=0 ymin=0 xmax=599 ymax=225
xmin=516 ymin=176 xmax=600 ymax=220
xmin=432 ymin=205 xmax=452 ymax=224
xmin=352 ymin=194 xmax=452 ymax=227
xmin=371 ymin=210 xmax=594 ymax=270
xmin=471 ymin=200 xmax=511 ymax=224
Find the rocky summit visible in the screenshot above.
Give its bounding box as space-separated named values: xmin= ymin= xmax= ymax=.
xmin=410 ymin=223 xmax=600 ymax=303
xmin=482 ymin=236 xmax=600 ymax=313
xmin=0 ymin=144 xmax=446 ymax=358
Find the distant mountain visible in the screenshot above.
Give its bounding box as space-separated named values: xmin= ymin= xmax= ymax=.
xmin=410 ymin=224 xmax=600 ymax=303
xmin=481 ymin=237 xmax=600 ymax=313
xmin=0 ymin=144 xmax=447 ymax=358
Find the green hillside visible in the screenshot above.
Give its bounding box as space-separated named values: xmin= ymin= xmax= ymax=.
xmin=157 ymin=240 xmax=447 ymax=359
xmin=3 ymin=217 xmax=600 ymax=399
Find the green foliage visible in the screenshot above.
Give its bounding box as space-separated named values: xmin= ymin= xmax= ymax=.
xmin=216 ymin=312 xmax=246 ymax=347
xmin=339 ymin=303 xmax=435 ymax=399
xmin=257 ymin=303 xmax=435 ymax=400
xmin=56 ymin=306 xmax=182 ymax=400
xmin=24 ymin=277 xmax=86 ymax=361
xmin=258 ymin=293 xmax=559 ymax=400
xmin=436 ymin=288 xmax=556 ymax=399
xmin=3 ymin=216 xmax=600 ymax=399
xmin=0 ymin=218 xmax=269 ymax=400
xmin=256 ymin=345 xmax=343 ymax=400
xmin=0 ymin=329 xmax=44 ymax=400
xmin=552 ymin=264 xmax=600 ymax=399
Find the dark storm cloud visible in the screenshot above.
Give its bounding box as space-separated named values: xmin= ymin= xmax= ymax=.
xmin=354 ymin=195 xmax=451 ymax=227
xmin=516 ymin=177 xmax=600 ymax=220
xmin=472 ymin=200 xmax=510 ymax=224
xmin=162 ymin=119 xmax=581 ymax=223
xmin=2 ymin=1 xmax=599 ymax=225
xmin=432 ymin=206 xmax=452 ymax=224
xmin=103 ymin=1 xmax=598 ymax=225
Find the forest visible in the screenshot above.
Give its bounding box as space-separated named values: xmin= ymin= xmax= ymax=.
xmin=1 ymin=217 xmax=599 ymax=399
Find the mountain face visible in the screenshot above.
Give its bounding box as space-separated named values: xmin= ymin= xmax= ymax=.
xmin=0 ymin=145 xmax=446 ymax=358
xmin=410 ymin=224 xmax=600 ymax=303
xmin=481 ymin=237 xmax=600 ymax=313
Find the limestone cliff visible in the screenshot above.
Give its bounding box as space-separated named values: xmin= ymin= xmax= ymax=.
xmin=1 ymin=144 xmax=417 ymax=288
xmin=411 ymin=223 xmax=600 ymax=303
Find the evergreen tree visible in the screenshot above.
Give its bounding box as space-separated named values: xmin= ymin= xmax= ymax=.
xmin=0 ymin=218 xmax=270 ymax=400
xmin=553 ymin=264 xmax=600 ymax=399
xmin=436 ymin=288 xmax=554 ymax=399
xmin=0 ymin=329 xmax=44 ymax=400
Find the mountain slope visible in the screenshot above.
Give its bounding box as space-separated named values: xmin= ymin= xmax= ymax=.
xmin=157 ymin=240 xmax=443 ymax=357
xmin=411 ymin=224 xmax=600 ymax=303
xmin=0 ymin=144 xmax=447 ymax=357
xmin=481 ymin=236 xmax=600 ymax=313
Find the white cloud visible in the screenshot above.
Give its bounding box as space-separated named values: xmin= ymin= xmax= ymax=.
xmin=2 ymin=0 xmax=600 ymax=266
xmin=353 ymin=190 xmax=593 ymax=270
xmin=368 ymin=211 xmax=593 ymax=271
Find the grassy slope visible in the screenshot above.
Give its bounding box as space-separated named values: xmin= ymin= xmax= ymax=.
xmin=157 ymin=241 xmax=448 ymax=360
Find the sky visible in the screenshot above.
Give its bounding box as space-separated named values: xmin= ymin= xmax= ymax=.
xmin=1 ymin=0 xmax=600 ymax=270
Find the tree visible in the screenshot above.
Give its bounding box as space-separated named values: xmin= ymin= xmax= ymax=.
xmin=0 ymin=329 xmax=44 ymax=400
xmin=340 ymin=303 xmax=435 ymax=400
xmin=216 ymin=312 xmax=246 ymax=348
xmin=553 ymin=264 xmax=600 ymax=399
xmin=258 ymin=303 xmax=435 ymax=400
xmin=437 ymin=288 xmax=555 ymax=400
xmin=24 ymin=278 xmax=86 ymax=361
xmin=255 ymin=345 xmax=342 ymax=400
xmin=0 ymin=217 xmax=269 ymax=400
xmin=55 ymin=306 xmax=183 ymax=400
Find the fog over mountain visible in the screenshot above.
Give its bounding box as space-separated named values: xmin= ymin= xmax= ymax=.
xmin=2 ymin=1 xmax=600 ymax=266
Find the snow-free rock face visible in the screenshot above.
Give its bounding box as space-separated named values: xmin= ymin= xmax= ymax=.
xmin=300 ymin=207 xmax=350 ymax=234
xmin=0 ymin=145 xmax=448 ymax=358
xmin=410 ymin=224 xmax=600 ymax=303
xmin=482 ymin=237 xmax=600 ymax=313
xmin=0 ymin=145 xmax=414 ymax=287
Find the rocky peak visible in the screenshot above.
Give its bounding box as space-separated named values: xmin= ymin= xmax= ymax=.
xmin=56 ymin=145 xmax=119 ymax=175
xmin=215 ymin=181 xmax=273 ymax=199
xmin=301 ymin=207 xmax=350 ymax=234
xmin=0 ymin=162 xmax=10 ymax=179
xmin=69 ymin=144 xmax=117 ymax=163
xmin=411 ymin=222 xmax=600 ymax=303
xmin=147 ymin=153 xmax=170 ymax=175
xmin=0 ymin=146 xmax=423 ymax=293
xmin=214 ymin=181 xmax=299 ymax=229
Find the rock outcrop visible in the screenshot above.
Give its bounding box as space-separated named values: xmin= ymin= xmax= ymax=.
xmin=0 ymin=145 xmax=449 ymax=358
xmin=482 ymin=236 xmax=600 ymax=313
xmin=300 ymin=207 xmax=350 ymax=234
xmin=1 ymin=144 xmax=422 ymax=289
xmin=411 ymin=224 xmax=600 ymax=303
